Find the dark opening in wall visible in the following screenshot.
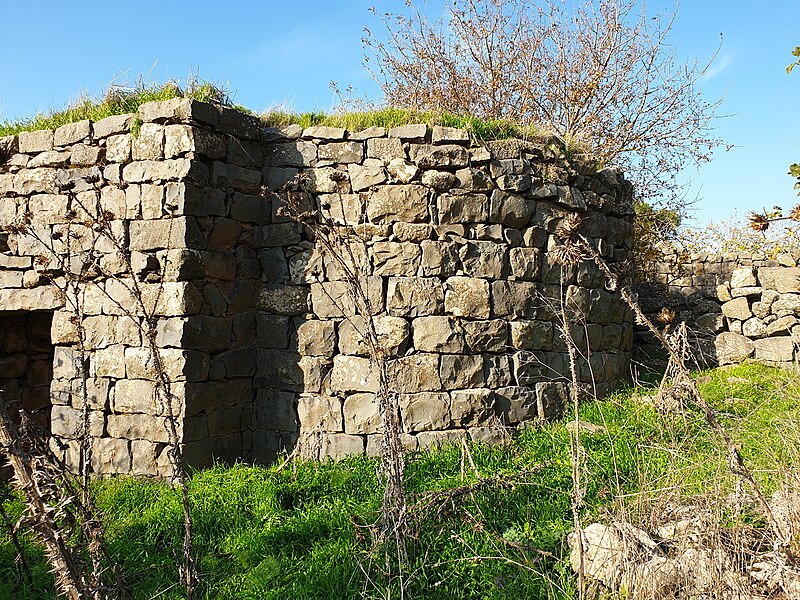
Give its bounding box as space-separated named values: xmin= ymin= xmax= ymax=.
xmin=0 ymin=311 xmax=54 ymax=434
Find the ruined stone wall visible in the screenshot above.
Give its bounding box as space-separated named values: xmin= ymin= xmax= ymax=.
xmin=0 ymin=98 xmax=635 ymax=474
xmin=637 ymin=250 xmax=800 ymax=367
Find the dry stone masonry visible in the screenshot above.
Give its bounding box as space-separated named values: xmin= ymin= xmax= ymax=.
xmin=0 ymin=98 xmax=634 ymax=476
xmin=638 ymin=250 xmax=800 ymax=367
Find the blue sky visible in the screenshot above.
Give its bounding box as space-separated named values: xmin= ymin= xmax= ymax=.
xmin=1 ymin=0 xmax=798 ymax=226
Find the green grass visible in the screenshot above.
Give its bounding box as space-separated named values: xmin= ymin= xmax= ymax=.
xmin=0 ymin=80 xmax=231 ymax=138
xmin=1 ymin=363 xmax=796 ymax=599
xmin=262 ymin=107 xmax=551 ymax=143
xmin=1 ymin=79 xmax=559 ymax=145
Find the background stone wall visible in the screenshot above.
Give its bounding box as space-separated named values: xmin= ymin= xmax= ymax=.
xmin=637 ymin=250 xmax=800 ymax=368
xmin=0 ymin=99 xmax=636 ymax=474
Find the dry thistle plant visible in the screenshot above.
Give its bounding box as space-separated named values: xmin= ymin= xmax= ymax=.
xmin=269 ymin=176 xmax=410 ymax=590
xmin=553 ymin=209 xmax=800 ymax=594
xmin=3 ymin=173 xmax=199 ymax=599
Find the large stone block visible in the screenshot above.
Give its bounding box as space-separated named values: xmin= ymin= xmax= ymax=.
xmin=509 ymin=320 xmax=553 ymax=351
xmin=259 ymin=285 xmax=309 ymax=316
xmin=509 ymin=248 xmax=541 ymax=280
xmin=139 ymin=98 xmax=220 ymax=126
xmin=490 ymin=190 xmax=535 ymax=227
xmin=460 ymin=241 xmax=507 ymax=279
xmin=92 ymin=438 xmax=131 ymax=474
xmin=412 ymin=316 xmax=465 ymax=353
xmin=255 ymin=389 xmax=297 ymax=432
xmin=462 ymin=320 xmax=507 ymax=352
xmin=420 ymin=240 xmax=460 ymax=277
xmin=714 ymin=332 xmax=754 ymax=365
xmin=758 ymin=267 xmax=800 ymax=293
xmin=451 ymin=389 xmax=494 ymax=427
xmin=721 ymin=297 xmax=752 ymax=321
xmin=343 ymin=393 xmax=380 ymax=435
xmin=444 ymin=276 xmax=491 ymax=319
xmin=93 ymin=114 xmax=135 ymax=138
xmin=330 ymin=355 xmax=380 ymax=393
xmin=263 ymin=141 xmax=317 ymax=167
xmin=388 ymin=353 xmax=441 ymax=393
xmin=491 ymin=281 xmax=538 ymax=318
xmin=494 ymin=386 xmax=537 ymax=424
xmin=129 ymin=216 xmax=206 ymax=251
xmin=440 ymin=354 xmax=484 ymax=389
xmin=106 ymin=413 xmax=175 ymax=443
xmin=297 ymin=394 xmax=343 ymax=432
xmin=310 ymin=278 xmax=384 ymax=318
xmin=366 ymin=184 xmax=429 ymax=223
xmin=318 ymin=433 xmax=365 ymax=460
xmin=387 ymin=277 xmax=444 ymax=317
xmin=753 ymin=337 xmax=795 ymax=363
xmin=366 ymin=137 xmax=404 ymax=162
xmin=319 ymin=141 xmax=363 ymax=164
xmin=536 ymin=381 xmax=568 ymax=419
xmin=372 ymin=241 xmax=421 ymax=276
xmin=211 ymin=161 xmax=261 ymax=193
xmin=399 ymin=392 xmax=451 ymax=431
xmin=437 ymin=192 xmax=488 ymax=223
xmin=338 ymin=315 xmax=410 ymax=357
xmin=18 ymin=130 xmax=53 ymax=153
xmin=407 ymin=144 xmax=469 ymax=168
xmin=296 ymin=319 xmax=337 ymax=357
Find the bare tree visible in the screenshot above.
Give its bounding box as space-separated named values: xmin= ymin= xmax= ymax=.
xmin=364 ymin=0 xmax=723 ymax=210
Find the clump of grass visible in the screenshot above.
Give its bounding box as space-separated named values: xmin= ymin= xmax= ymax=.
xmin=261 ymin=106 xmax=552 ymax=143
xmin=0 ymin=79 xmax=232 ymax=137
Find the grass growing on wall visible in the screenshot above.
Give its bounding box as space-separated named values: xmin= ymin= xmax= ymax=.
xmin=1 ymin=79 xmax=560 ymax=144
xmin=0 ymin=80 xmax=231 ymax=137
xmin=1 ymin=363 xmax=794 ymax=599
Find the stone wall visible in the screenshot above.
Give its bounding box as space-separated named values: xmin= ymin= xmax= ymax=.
xmin=637 ymin=250 xmax=800 ymax=367
xmin=0 ymin=98 xmax=635 ymax=475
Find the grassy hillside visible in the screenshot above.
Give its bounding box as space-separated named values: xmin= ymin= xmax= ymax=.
xmin=1 ymin=363 xmax=797 ymax=599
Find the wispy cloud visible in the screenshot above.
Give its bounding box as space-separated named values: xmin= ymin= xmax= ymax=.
xmin=702 ymin=53 xmax=735 ymax=81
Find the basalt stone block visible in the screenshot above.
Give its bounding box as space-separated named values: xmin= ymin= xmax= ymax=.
xmin=388 ymin=124 xmax=427 ymax=141
xmin=91 ymin=438 xmax=131 ymax=474
xmin=156 ymin=316 xmax=233 ymax=351
xmin=509 ymin=320 xmax=553 ymax=351
xmin=296 ymin=319 xmax=337 ymax=357
xmin=419 ymin=240 xmax=459 ymax=277
xmin=721 ymin=297 xmax=752 ymax=321
xmin=494 ymin=386 xmax=537 ymax=424
xmin=450 ymin=389 xmax=494 ymax=427
xmin=338 ymin=315 xmax=410 ymax=357
xmin=343 ymin=393 xmax=380 ymax=435
xmin=438 ymin=191 xmax=488 ymax=223
xmin=408 ymin=144 xmax=469 ymax=168
xmin=263 ymin=141 xmax=317 ymax=167
xmin=310 ymin=278 xmax=383 ymax=318
xmin=509 ymin=248 xmax=542 ymax=281
xmin=714 ymin=332 xmax=754 ymax=365
xmin=421 ymin=170 xmax=457 ymax=192
xmin=462 ymin=320 xmax=507 ymax=353
xmin=758 ymin=267 xmax=800 ymax=293
xmin=412 ymin=316 xmax=465 ymax=353
xmin=373 ymin=241 xmax=422 ymax=276
xmin=347 ymin=163 xmax=387 ymax=192
xmin=386 ymin=158 xmax=419 ymax=184
xmin=491 ymin=281 xmax=537 ymax=318
xmin=387 ymin=277 xmax=444 ymax=317
xmin=484 ymin=354 xmax=514 ymax=388
xmin=753 ymin=336 xmax=795 ymax=362
xmin=536 ymin=382 xmax=568 ymax=419
xmin=297 ymin=394 xmax=343 ymax=432
xmin=490 ymin=190 xmax=535 ymax=227
xmin=302 ymin=125 xmax=346 ymax=140
xmin=255 ymin=389 xmax=297 ymax=432
xmin=318 ymin=433 xmax=365 ymax=460
xmin=388 ymin=353 xmax=441 ymax=393
xmin=18 ymin=130 xmax=54 ymax=153
xmin=349 ymin=126 xmax=386 ymax=140
xmin=330 ymin=355 xmax=380 ymax=393
xmin=399 ymin=392 xmax=451 ymax=432
xmin=431 ymin=126 xmax=470 ymax=144
xmin=54 ymin=120 xmax=91 ymax=146
xmin=439 ymin=354 xmax=484 ymax=390
xmin=319 ymin=141 xmax=363 ymax=164
xmin=444 ymin=276 xmax=491 ymax=319
xmin=367 ymin=184 xmax=429 ymax=223
xmin=367 ymin=137 xmax=404 ymax=161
